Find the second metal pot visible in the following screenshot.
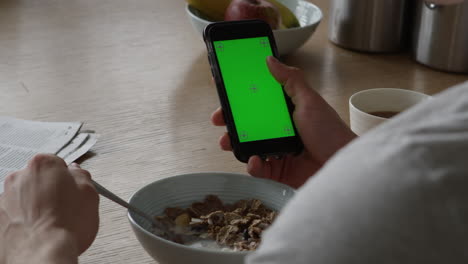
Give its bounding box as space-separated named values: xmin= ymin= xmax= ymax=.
xmin=412 ymin=0 xmax=468 ymax=73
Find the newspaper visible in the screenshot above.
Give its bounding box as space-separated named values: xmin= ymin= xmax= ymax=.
xmin=57 ymin=132 xmax=99 ymax=165
xmin=0 ymin=117 xmax=98 ymax=193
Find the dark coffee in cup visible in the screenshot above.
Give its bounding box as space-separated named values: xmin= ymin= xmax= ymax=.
xmin=368 ymin=111 xmax=400 ymax=118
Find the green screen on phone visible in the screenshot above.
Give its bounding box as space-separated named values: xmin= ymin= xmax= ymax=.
xmin=214 ymin=36 xmax=295 ymax=143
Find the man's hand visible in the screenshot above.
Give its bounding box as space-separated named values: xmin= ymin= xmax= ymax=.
xmin=211 ymin=57 xmax=356 ymax=188
xmin=0 ymin=154 xmax=99 ymax=263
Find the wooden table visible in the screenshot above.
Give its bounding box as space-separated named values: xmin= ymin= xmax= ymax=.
xmin=0 ymin=0 xmax=466 ymax=263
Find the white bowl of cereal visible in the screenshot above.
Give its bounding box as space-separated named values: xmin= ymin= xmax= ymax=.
xmin=128 ymin=172 xmax=295 ymax=264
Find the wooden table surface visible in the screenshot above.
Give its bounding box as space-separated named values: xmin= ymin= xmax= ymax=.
xmin=0 ymin=0 xmax=466 ymax=263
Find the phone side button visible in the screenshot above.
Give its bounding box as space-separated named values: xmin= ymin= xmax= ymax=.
xmin=211 ymin=67 xmax=216 ymax=77
xmin=207 ymin=53 xmax=215 ymax=77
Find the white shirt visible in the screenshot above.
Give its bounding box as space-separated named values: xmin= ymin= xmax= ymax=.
xmin=247 ymin=82 xmax=468 ymax=264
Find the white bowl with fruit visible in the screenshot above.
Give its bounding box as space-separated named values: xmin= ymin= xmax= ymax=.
xmin=186 ymin=0 xmax=323 ymax=55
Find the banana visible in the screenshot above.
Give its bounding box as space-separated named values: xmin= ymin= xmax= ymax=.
xmin=186 ymin=0 xmax=231 ymax=21
xmin=186 ymin=0 xmax=299 ymax=28
xmin=266 ymin=0 xmax=300 ymax=28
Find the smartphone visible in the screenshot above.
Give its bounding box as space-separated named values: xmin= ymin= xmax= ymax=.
xmin=203 ymin=20 xmax=303 ymax=163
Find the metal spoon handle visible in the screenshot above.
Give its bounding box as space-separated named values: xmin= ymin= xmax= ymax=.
xmin=91 ymin=179 xmax=156 ymax=225
xmin=91 ymin=179 xmax=199 ymax=244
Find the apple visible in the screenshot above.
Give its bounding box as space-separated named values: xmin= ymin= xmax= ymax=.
xmin=224 ymin=0 xmax=282 ymax=30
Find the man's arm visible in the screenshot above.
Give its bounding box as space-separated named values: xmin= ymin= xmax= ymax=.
xmin=247 ymin=82 xmax=468 ymax=264
xmin=4 ymin=225 xmax=78 ymax=264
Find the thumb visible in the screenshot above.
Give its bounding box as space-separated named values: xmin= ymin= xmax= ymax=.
xmin=266 ymin=56 xmax=295 ymax=84
xmin=266 ymin=56 xmax=310 ymax=99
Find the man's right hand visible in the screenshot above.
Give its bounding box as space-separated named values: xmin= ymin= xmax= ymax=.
xmin=211 ymin=57 xmax=356 ymax=188
xmin=0 ymin=154 xmax=99 ymax=263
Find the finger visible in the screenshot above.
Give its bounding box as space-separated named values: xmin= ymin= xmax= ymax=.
xmin=76 ymin=196 xmax=100 ymax=255
xmin=68 ymin=166 xmax=93 ymax=186
xmin=28 ymin=154 xmax=67 ymax=172
xmin=266 ymin=56 xmax=310 ymax=99
xmin=211 ymin=107 xmax=226 ymax=126
xmin=266 ymin=56 xmax=295 ymax=84
xmin=0 ymin=206 xmax=8 ymax=230
xmin=247 ymin=156 xmax=268 ymax=178
xmin=3 ymin=171 xmax=20 ymax=191
xmin=68 ymin=168 xmax=98 ymax=212
xmin=264 ymin=158 xmax=285 ymax=182
xmin=219 ymin=132 xmax=232 ymax=151
xmin=68 ymin=166 xmax=100 ymax=255
xmin=70 ymin=163 xmax=81 ymax=168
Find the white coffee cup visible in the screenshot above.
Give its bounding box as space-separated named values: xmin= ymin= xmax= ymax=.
xmin=349 ymin=88 xmax=431 ymax=136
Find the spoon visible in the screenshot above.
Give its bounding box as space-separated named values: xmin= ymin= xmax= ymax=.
xmin=91 ymin=179 xmax=157 ymax=225
xmin=91 ymin=179 xmax=197 ymax=244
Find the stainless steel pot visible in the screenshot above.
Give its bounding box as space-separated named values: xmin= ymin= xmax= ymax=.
xmin=328 ymin=0 xmax=409 ymax=52
xmin=413 ymin=1 xmax=468 ymax=73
